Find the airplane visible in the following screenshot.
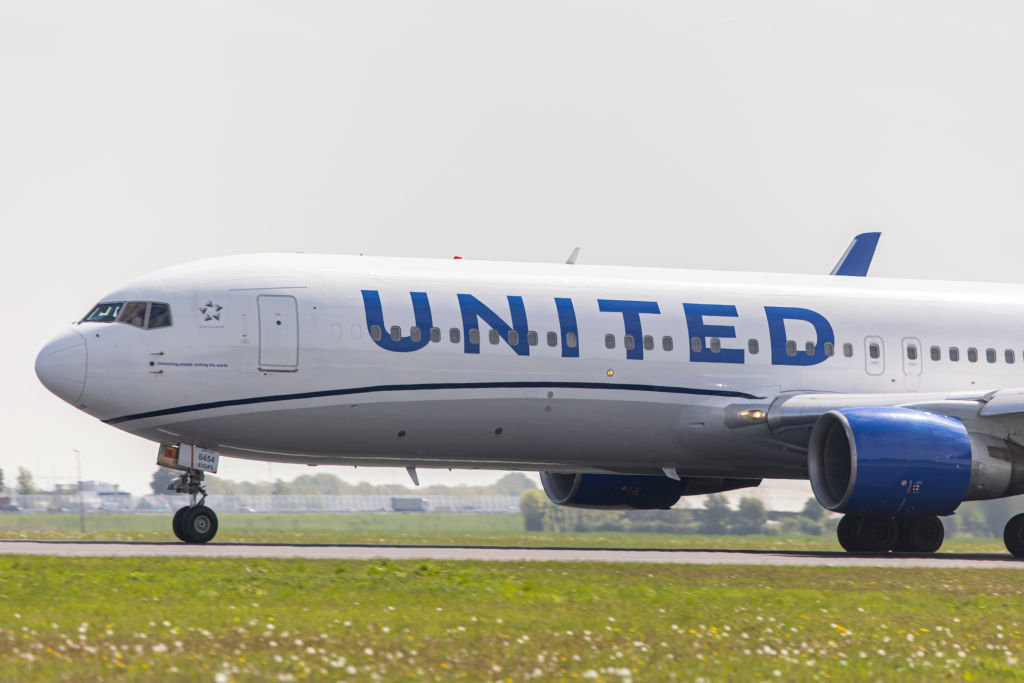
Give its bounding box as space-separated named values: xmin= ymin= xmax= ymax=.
xmin=39 ymin=232 xmax=1024 ymax=557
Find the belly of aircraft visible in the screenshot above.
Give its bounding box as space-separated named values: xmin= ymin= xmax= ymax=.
xmin=129 ymin=396 xmax=807 ymax=478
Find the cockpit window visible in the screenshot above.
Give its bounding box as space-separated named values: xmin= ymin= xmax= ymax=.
xmin=119 ymin=302 xmax=149 ymax=328
xmin=148 ymin=303 xmax=172 ymax=329
xmin=80 ymin=301 xmax=173 ymax=329
xmin=81 ymin=302 xmax=124 ymax=323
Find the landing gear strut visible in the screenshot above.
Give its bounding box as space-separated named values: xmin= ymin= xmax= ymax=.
xmin=836 ymin=514 xmax=944 ymax=553
xmin=167 ymin=469 xmax=218 ymax=544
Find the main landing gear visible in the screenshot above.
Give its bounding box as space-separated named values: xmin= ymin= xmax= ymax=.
xmin=168 ymin=469 xmax=218 ymax=544
xmin=836 ymin=514 xmax=945 ymax=553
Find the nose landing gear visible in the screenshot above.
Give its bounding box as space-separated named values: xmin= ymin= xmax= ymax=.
xmin=167 ymin=469 xmax=218 ymax=544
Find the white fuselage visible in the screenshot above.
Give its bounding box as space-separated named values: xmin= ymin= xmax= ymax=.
xmin=35 ymin=253 xmax=1024 ymax=479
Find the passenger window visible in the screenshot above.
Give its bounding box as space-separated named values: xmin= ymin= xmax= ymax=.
xmin=643 ymin=335 xmax=654 ymax=351
xmin=605 ymin=334 xmax=616 ymax=350
xmin=450 ymin=328 xmax=461 ymax=344
xmin=662 ymin=336 xmax=674 ymax=352
xmin=390 ymin=325 xmax=402 ymax=342
xmin=986 ymin=348 xmax=997 ymax=363
xmin=410 ymin=326 xmax=422 ymax=343
xmin=507 ymin=330 xmax=519 ymax=346
xmin=488 ymin=329 xmax=499 ymax=345
xmin=805 ymin=341 xmax=815 ymax=356
xmin=710 ymin=337 xmax=721 ymax=353
xmin=527 ymin=331 xmax=538 ymax=346
xmin=469 ymin=329 xmax=480 ymax=345
xmin=370 ymin=325 xmax=383 ymax=341
xmin=869 ymin=343 xmax=880 ymax=359
xmin=148 ymin=303 xmax=172 ymax=329
xmin=691 ymin=337 xmax=702 ymax=353
xmin=430 ymin=327 xmax=441 ymax=343
xmin=119 ymin=301 xmax=148 ymax=328
xmin=547 ymin=332 xmax=558 ymax=347
xmin=824 ymin=342 xmax=834 ymax=357
xmin=843 ymin=343 xmax=853 ymax=358
xmin=566 ymin=332 xmax=578 ymax=348
xmin=624 ymin=334 xmax=635 ymax=351
xmin=949 ymin=346 xmax=960 ymax=362
xmin=930 ymin=346 xmax=941 ymax=361
xmin=968 ymin=347 xmax=978 ymax=363
xmin=1007 ymin=349 xmax=1016 ymax=364
xmin=748 ymin=339 xmax=759 ymax=354
xmin=906 ymin=345 xmax=918 ymax=361
xmin=786 ymin=340 xmax=798 ymax=357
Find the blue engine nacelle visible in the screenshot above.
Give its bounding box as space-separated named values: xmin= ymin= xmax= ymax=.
xmin=540 ymin=472 xmax=761 ymax=510
xmin=808 ymin=406 xmax=973 ymax=516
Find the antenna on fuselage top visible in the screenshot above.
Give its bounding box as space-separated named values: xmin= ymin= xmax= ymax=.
xmin=565 ymin=247 xmax=580 ymax=265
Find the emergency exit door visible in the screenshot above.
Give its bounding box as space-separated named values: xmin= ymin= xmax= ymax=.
xmin=258 ymin=295 xmax=298 ymax=370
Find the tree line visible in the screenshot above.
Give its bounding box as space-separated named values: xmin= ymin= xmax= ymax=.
xmin=150 ymin=469 xmax=538 ymax=498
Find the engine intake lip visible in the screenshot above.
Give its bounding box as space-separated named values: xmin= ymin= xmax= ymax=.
xmin=808 ymin=411 xmax=857 ymax=511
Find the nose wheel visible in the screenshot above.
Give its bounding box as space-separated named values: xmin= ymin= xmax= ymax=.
xmin=166 ymin=469 xmax=219 ymax=544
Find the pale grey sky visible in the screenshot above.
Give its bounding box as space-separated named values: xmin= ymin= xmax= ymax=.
xmin=3 ymin=1 xmax=1024 ymax=496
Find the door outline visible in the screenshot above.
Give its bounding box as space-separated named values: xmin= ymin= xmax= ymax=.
xmin=865 ymin=335 xmax=885 ymax=376
xmin=258 ymin=295 xmax=299 ymax=371
xmin=902 ymin=337 xmax=922 ymax=377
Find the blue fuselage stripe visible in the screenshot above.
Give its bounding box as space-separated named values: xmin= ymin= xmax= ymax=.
xmin=102 ymin=381 xmax=762 ymax=426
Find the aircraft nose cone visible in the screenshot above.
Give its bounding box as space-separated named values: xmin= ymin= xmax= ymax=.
xmin=35 ymin=328 xmax=87 ymax=405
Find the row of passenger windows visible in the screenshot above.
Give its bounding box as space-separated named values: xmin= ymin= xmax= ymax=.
xmin=369 ymin=325 xmax=580 ymax=348
xmin=80 ymin=301 xmax=173 ymax=330
xmin=367 ymin=325 xmax=860 ymax=358
xmin=901 ymin=343 xmax=1020 ymax=364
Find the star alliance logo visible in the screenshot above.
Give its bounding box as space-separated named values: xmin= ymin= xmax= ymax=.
xmin=199 ymin=301 xmax=223 ymax=321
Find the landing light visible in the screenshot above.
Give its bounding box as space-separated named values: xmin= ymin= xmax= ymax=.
xmin=738 ymin=409 xmax=767 ymax=422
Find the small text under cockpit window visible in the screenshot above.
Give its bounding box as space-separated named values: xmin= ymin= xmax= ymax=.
xmin=81 ymin=302 xmax=124 ymax=323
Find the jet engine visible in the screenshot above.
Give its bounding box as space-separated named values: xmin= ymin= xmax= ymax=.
xmin=809 ymin=406 xmax=1024 ymax=517
xmin=540 ymin=472 xmax=761 ymax=510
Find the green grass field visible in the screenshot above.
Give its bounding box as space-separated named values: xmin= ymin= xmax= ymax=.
xmin=1 ymin=557 xmax=1024 ymax=681
xmin=0 ymin=512 xmax=1010 ymax=554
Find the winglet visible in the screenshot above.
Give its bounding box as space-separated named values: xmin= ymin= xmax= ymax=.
xmin=565 ymin=247 xmax=580 ymax=265
xmin=830 ymin=232 xmax=881 ymax=276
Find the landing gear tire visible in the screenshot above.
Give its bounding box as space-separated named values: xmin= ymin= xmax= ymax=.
xmin=172 ymin=506 xmax=188 ymax=542
xmin=837 ymin=514 xmax=862 ymax=552
xmin=1003 ymin=514 xmax=1024 ymax=558
xmin=837 ymin=514 xmax=899 ymax=552
xmin=165 ymin=468 xmax=218 ymax=544
xmin=180 ymin=506 xmax=219 ymax=544
xmin=856 ymin=516 xmax=899 ymax=552
xmin=894 ymin=516 xmax=944 ymax=553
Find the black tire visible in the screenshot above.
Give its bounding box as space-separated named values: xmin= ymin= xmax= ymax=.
xmin=172 ymin=506 xmax=189 ymax=542
xmin=1004 ymin=514 xmax=1024 ymax=558
xmin=895 ymin=516 xmax=944 ymax=553
xmin=856 ymin=516 xmax=899 ymax=552
xmin=837 ymin=514 xmax=862 ymax=552
xmin=181 ymin=505 xmax=218 ymax=544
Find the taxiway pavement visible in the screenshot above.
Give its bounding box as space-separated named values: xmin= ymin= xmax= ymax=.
xmin=1 ymin=540 xmax=1022 ymax=569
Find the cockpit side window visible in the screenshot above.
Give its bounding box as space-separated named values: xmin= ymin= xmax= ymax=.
xmin=148 ymin=303 xmax=172 ymax=329
xmin=119 ymin=302 xmax=149 ymax=328
xmin=81 ymin=302 xmax=125 ymax=323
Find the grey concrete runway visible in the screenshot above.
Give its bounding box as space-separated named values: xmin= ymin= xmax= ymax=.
xmin=1 ymin=540 xmax=1022 ymax=568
